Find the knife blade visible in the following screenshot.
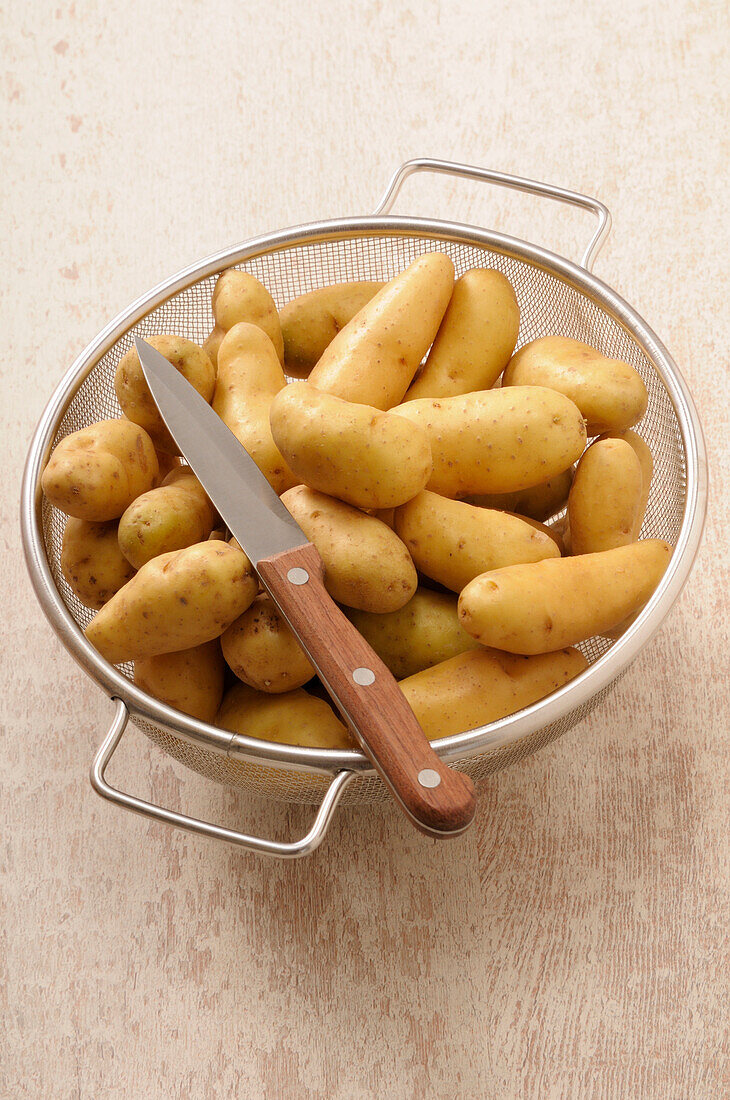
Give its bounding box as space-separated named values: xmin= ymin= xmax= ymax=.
xmin=134 ymin=336 xmax=475 ymax=837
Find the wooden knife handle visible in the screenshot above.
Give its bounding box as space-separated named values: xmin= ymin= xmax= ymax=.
xmin=258 ymin=542 xmax=476 ymax=837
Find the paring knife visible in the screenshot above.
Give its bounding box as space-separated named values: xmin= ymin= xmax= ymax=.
xmin=135 ymin=337 xmax=475 ymax=837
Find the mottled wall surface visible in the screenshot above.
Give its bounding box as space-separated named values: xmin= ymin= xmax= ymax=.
xmin=2 ymin=2 xmax=728 ymax=1098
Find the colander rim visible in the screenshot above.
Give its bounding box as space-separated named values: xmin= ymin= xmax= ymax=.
xmin=20 ymin=213 xmax=708 ymax=777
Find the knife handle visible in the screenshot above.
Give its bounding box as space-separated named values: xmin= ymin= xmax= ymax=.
xmin=258 ymin=542 xmax=476 ymax=837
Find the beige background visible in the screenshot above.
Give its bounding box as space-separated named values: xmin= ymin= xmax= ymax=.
xmin=2 ymin=1 xmax=728 ymax=1097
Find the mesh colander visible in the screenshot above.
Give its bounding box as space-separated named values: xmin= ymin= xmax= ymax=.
xmin=20 ymin=159 xmax=707 ymax=857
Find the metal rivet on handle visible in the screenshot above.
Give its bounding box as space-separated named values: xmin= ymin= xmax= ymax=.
xmin=352 ymin=667 xmax=375 ymax=686
xmin=287 ymin=567 xmax=309 ymax=585
xmin=418 ymin=769 xmax=442 ymax=789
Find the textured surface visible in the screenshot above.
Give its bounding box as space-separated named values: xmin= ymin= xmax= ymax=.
xmin=2 ymin=2 xmax=729 ymax=1098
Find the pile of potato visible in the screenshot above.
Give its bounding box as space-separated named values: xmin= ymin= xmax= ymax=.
xmin=43 ymin=253 xmax=671 ymax=752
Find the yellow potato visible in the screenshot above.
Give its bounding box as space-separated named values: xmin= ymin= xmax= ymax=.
xmin=279 ymin=281 xmax=384 ymax=378
xmin=503 ymin=336 xmax=648 ymax=434
xmin=405 ymin=268 xmax=520 ymax=400
xmin=502 ymin=512 xmax=566 ymax=556
xmin=394 ymin=491 xmax=560 ymax=592
xmin=221 ymin=593 xmax=314 ymax=693
xmin=458 ymin=539 xmax=672 ymax=654
xmin=346 ymin=588 xmax=480 ymax=679
xmin=211 ymin=269 xmax=284 ymax=363
xmin=401 ymin=647 xmax=588 ymax=740
xmin=202 ymin=325 xmax=226 ymax=370
xmin=392 ymin=387 xmax=586 ymax=498
xmin=212 ymin=323 xmax=297 ymax=494
xmin=599 ymin=428 xmax=653 ymax=533
xmin=308 ymin=252 xmax=454 ymax=409
xmin=567 ymin=438 xmax=643 ymax=555
xmin=216 ymin=682 xmax=355 ymax=750
xmin=281 ymin=486 xmax=417 ymax=612
xmin=60 ymin=518 xmax=135 ymax=610
xmin=467 ymin=467 xmax=574 ymax=521
xmin=85 ymin=540 xmax=258 ymax=664
xmin=42 ymin=419 xmax=159 ymax=521
xmin=118 ymin=467 xmax=217 ymax=569
xmin=152 ymin=450 xmax=182 ymax=486
xmin=269 ymin=382 xmax=433 ymax=509
xmin=134 ymin=640 xmax=225 ymax=723
xmin=115 ymin=335 xmax=215 ymax=454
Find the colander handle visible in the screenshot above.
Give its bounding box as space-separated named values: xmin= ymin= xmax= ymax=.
xmin=373 ymin=158 xmax=612 ymax=271
xmin=90 ymin=699 xmax=356 ymax=859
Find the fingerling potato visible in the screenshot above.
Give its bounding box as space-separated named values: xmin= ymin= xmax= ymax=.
xmin=115 ymin=335 xmax=215 ymax=453
xmin=118 ymin=467 xmax=217 ymax=569
xmin=134 ymin=640 xmax=226 ymax=723
xmin=567 ymin=438 xmax=643 ymax=555
xmin=85 ymin=540 xmax=258 ymax=664
xmin=42 ymin=419 xmax=158 ymax=521
xmin=280 ymin=281 xmax=384 ymax=378
xmin=467 ymin=467 xmax=573 ymax=521
xmin=221 ymin=593 xmax=315 ymax=693
xmin=405 ymin=269 xmax=519 ymax=399
xmin=458 ymin=539 xmax=672 ymax=654
xmin=61 ymin=518 xmax=135 ymax=609
xmin=281 ymin=486 xmax=417 ymax=612
xmin=212 ymin=269 xmax=284 ymax=363
xmin=269 ymin=382 xmax=432 ymax=509
xmin=216 ymin=682 xmax=355 ymax=750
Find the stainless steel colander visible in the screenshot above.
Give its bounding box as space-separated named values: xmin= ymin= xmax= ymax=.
xmin=20 ymin=159 xmax=707 ymax=857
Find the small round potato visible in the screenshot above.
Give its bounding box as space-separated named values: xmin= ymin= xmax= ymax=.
xmin=85 ymin=540 xmax=258 ymax=664
xmin=458 ymin=539 xmax=672 ymax=654
xmin=118 ymin=467 xmax=217 ymax=569
xmin=269 ymin=382 xmax=433 ymax=509
xmin=221 ymin=594 xmax=315 ymax=693
xmin=405 ymin=268 xmax=520 ymax=400
xmin=280 ymin=281 xmax=384 ymax=378
xmin=281 ymin=486 xmax=418 ymax=612
xmin=394 ymin=491 xmax=560 ymax=593
xmin=308 ymin=252 xmax=454 ymax=409
xmin=42 ymin=418 xmax=159 ymax=521
xmin=216 ymin=682 xmax=355 ymax=750
xmin=467 ymin=467 xmax=574 ymax=521
xmin=212 ymin=323 xmax=297 ymax=494
xmin=115 ymin=335 xmax=215 ymax=454
xmin=400 ymin=646 xmax=588 ymax=740
xmin=502 ymin=336 xmax=648 ymax=435
xmin=347 ymin=588 xmax=480 ymax=680
xmin=567 ymin=438 xmax=644 ymax=555
xmin=212 ymin=269 xmax=284 ymax=363
xmin=134 ymin=640 xmax=226 ymax=723
xmin=392 ymin=387 xmax=586 ymax=498
xmin=61 ymin=518 xmax=135 ymax=609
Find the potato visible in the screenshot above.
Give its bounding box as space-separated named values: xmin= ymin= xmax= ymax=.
xmin=458 ymin=539 xmax=672 ymax=654
xmin=202 ymin=325 xmax=226 ymax=370
xmin=134 ymin=640 xmax=225 ymax=723
xmin=212 ymin=323 xmax=297 ymax=494
xmin=216 ymin=682 xmax=355 ymax=750
xmin=502 ymin=336 xmax=648 ymax=434
xmin=153 ymin=450 xmax=182 ymax=485
xmin=567 ymin=438 xmax=643 ymax=555
xmin=280 ymin=280 xmax=384 ymax=378
xmin=42 ymin=419 xmax=158 ymax=521
xmin=281 ymin=486 xmax=417 ymax=612
xmin=308 ymin=252 xmax=454 ymax=409
xmin=394 ymin=491 xmax=560 ymax=592
xmin=404 ymin=269 xmax=519 ymax=400
xmin=502 ymin=512 xmax=566 ymax=556
xmin=115 ymin=335 xmax=215 ymax=454
xmin=400 ymin=647 xmax=588 ymax=740
xmin=118 ymin=467 xmax=218 ymax=569
xmin=221 ymin=593 xmax=314 ymax=693
xmin=269 ymin=382 xmax=433 ymax=509
xmin=212 ymin=269 xmax=284 ymax=363
xmin=346 ymin=588 xmax=480 ymax=679
xmin=392 ymin=387 xmax=586 ymax=498
xmin=85 ymin=540 xmax=258 ymax=664
xmin=60 ymin=518 xmax=135 ymax=609
xmin=467 ymin=467 xmax=574 ymax=521
xmin=599 ymin=428 xmax=653 ymax=533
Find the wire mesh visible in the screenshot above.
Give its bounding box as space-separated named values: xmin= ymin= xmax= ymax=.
xmin=41 ymin=230 xmax=687 ymax=805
